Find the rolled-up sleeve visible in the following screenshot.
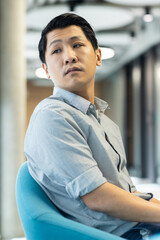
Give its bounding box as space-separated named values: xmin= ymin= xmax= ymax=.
xmin=66 ymin=166 xmax=106 ymax=199
xmin=28 ymin=107 xmax=107 ymax=199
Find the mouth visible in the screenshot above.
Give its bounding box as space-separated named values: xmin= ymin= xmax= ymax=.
xmin=65 ymin=67 xmax=82 ymax=75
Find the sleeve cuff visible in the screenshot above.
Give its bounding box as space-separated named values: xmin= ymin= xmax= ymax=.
xmin=66 ymin=166 xmax=107 ymax=199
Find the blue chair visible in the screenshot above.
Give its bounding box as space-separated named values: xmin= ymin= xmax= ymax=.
xmin=16 ymin=162 xmax=124 ymax=240
xmin=149 ymin=235 xmax=160 ymax=240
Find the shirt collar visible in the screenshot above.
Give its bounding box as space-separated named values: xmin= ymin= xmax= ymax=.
xmin=53 ymin=87 xmax=109 ymax=114
xmin=94 ymin=97 xmax=110 ymax=113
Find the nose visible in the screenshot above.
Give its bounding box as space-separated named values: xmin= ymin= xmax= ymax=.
xmin=64 ymin=47 xmax=78 ymax=65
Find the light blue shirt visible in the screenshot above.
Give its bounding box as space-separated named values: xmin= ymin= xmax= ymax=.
xmin=24 ymin=87 xmax=137 ymax=236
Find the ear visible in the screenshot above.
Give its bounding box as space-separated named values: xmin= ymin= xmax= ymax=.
xmin=96 ymin=48 xmax=102 ymax=67
xmin=42 ymin=63 xmax=50 ymax=79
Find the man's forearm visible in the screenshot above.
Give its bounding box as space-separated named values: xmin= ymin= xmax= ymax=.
xmin=81 ymin=182 xmax=160 ymax=222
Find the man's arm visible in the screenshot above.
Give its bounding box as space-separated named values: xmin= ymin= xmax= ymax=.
xmin=81 ymin=182 xmax=160 ymax=222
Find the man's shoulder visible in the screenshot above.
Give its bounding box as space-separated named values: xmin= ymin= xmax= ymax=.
xmin=31 ymin=95 xmax=82 ymax=126
xmin=26 ymin=95 xmax=87 ymax=141
xmin=33 ymin=95 xmax=71 ymax=115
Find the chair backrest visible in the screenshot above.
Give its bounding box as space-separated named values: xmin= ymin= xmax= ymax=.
xmin=16 ymin=162 xmax=64 ymax=240
xmin=149 ymin=234 xmax=160 ymax=240
xmin=16 ymin=162 xmax=124 ymax=240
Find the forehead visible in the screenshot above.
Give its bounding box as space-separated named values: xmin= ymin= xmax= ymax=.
xmin=46 ymin=25 xmax=88 ymax=47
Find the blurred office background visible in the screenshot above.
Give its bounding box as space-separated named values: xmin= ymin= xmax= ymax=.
xmin=0 ymin=0 xmax=160 ymax=239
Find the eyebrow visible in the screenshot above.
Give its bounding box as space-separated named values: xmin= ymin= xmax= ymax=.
xmin=48 ymin=36 xmax=84 ymax=48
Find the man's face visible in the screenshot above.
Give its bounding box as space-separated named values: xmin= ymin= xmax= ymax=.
xmin=42 ymin=25 xmax=101 ymax=95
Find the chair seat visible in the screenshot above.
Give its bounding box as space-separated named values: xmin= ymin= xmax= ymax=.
xmin=16 ymin=162 xmax=124 ymax=240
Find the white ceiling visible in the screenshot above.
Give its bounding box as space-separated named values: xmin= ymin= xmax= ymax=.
xmin=105 ymin=0 xmax=160 ymax=7
xmin=26 ymin=4 xmax=135 ymax=30
xmin=25 ymin=0 xmax=160 ymax=83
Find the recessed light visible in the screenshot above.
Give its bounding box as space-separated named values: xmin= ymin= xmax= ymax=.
xmin=100 ymin=47 xmax=115 ymax=60
xmin=35 ymin=68 xmax=47 ymax=79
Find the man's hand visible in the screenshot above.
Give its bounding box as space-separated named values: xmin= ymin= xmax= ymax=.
xmin=80 ymin=182 xmax=160 ymax=222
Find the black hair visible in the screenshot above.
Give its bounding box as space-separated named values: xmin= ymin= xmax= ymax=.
xmin=38 ymin=12 xmax=98 ymax=63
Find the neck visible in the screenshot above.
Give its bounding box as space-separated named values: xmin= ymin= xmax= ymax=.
xmin=73 ymin=81 xmax=95 ymax=104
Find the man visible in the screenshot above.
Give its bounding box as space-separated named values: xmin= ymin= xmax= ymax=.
xmin=24 ymin=13 xmax=160 ymax=239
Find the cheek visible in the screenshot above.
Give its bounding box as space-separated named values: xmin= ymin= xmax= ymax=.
xmin=47 ymin=60 xmax=57 ymax=72
xmin=85 ymin=49 xmax=96 ymax=61
xmin=48 ymin=63 xmax=62 ymax=80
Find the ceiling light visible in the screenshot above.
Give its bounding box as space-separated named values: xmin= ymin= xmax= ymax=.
xmin=143 ymin=6 xmax=154 ymax=22
xmin=100 ymin=47 xmax=115 ymax=60
xmin=35 ymin=68 xmax=47 ymax=79
xmin=75 ymin=5 xmax=134 ymax=31
xmin=26 ymin=4 xmax=69 ymax=30
xmin=143 ymin=14 xmax=154 ymax=22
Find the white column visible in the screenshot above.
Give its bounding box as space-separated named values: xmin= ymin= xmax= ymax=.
xmin=0 ymin=0 xmax=26 ymax=239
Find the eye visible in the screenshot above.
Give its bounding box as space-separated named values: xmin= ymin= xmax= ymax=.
xmin=52 ymin=48 xmax=61 ymax=54
xmin=73 ymin=43 xmax=83 ymax=48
